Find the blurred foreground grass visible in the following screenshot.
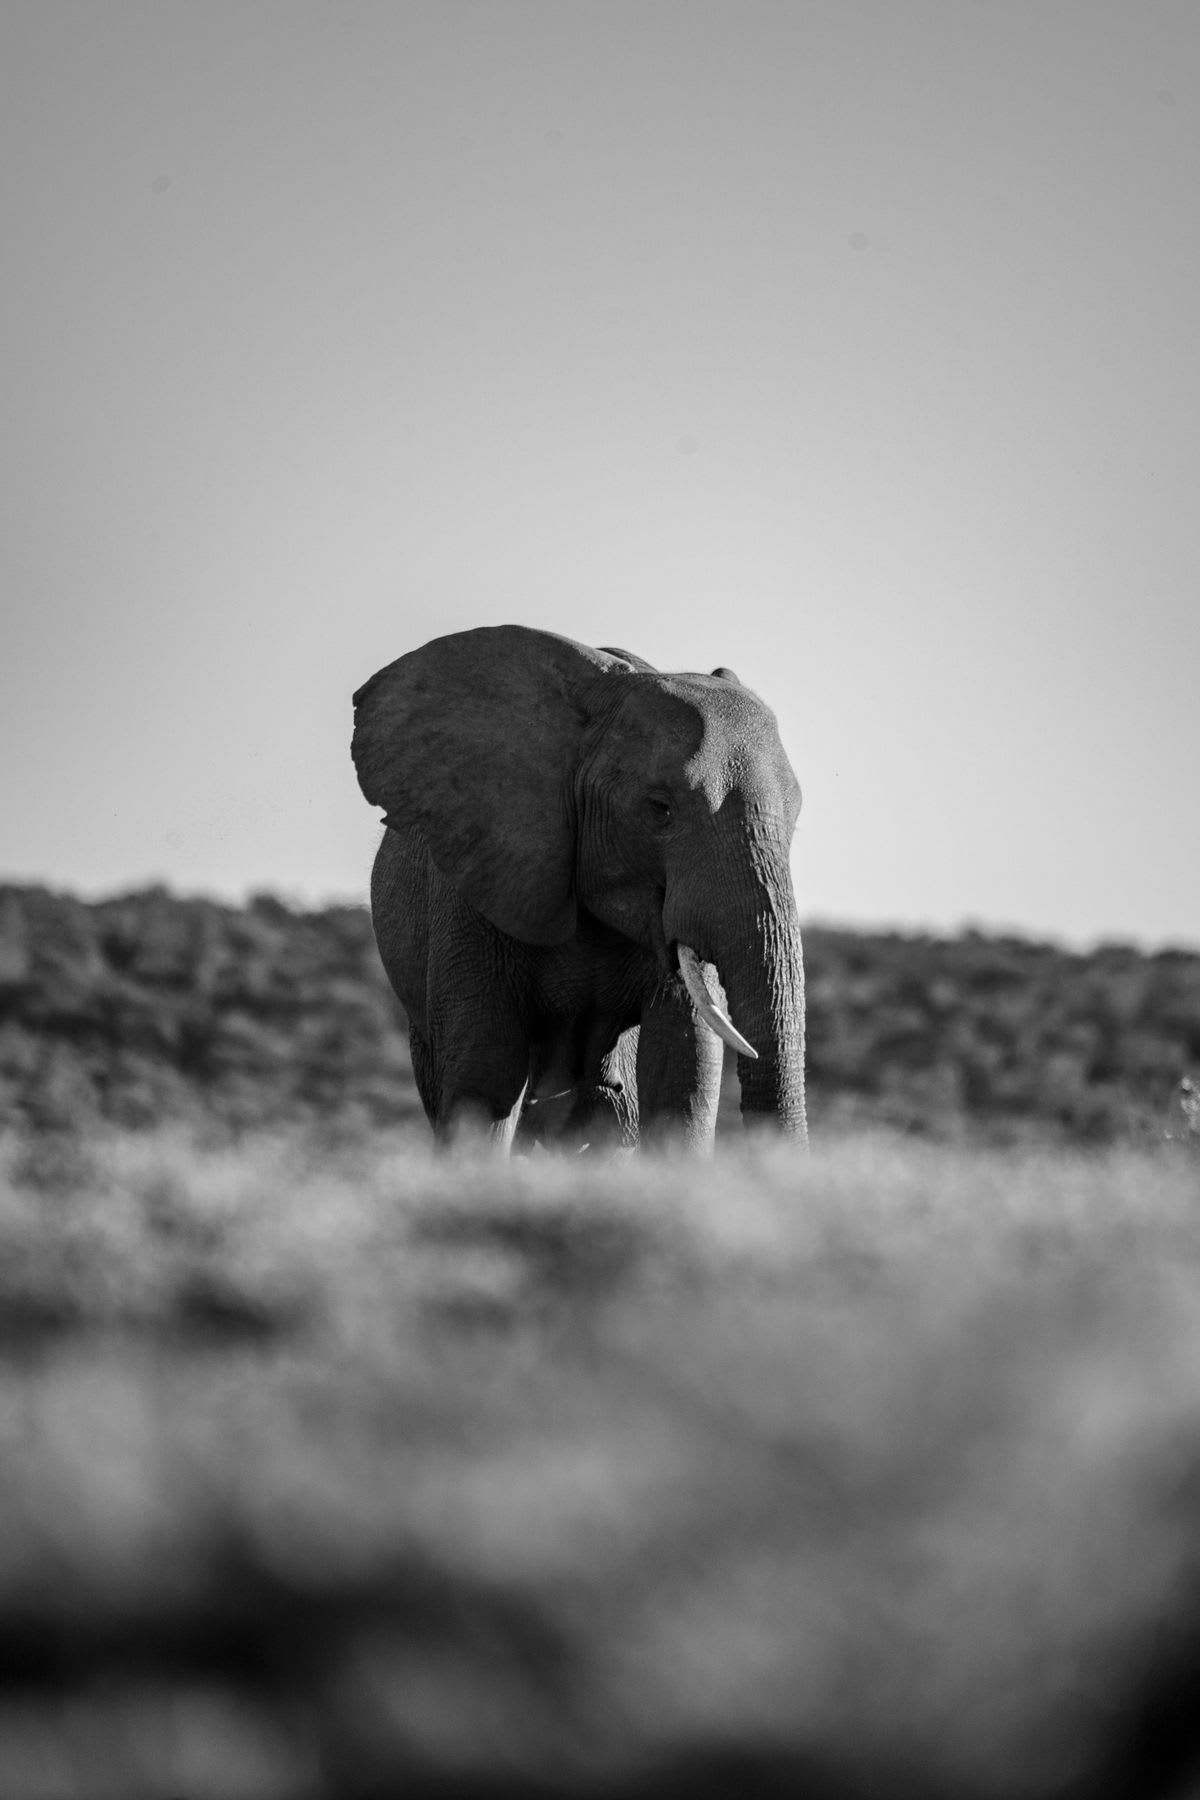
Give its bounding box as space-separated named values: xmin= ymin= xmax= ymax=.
xmin=2 ymin=1128 xmax=1200 ymax=1799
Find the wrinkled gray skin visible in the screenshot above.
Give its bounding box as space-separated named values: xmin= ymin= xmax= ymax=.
xmin=351 ymin=625 xmax=806 ymax=1151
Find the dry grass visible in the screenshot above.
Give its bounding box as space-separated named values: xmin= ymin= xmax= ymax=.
xmin=2 ymin=1127 xmax=1199 ymax=1798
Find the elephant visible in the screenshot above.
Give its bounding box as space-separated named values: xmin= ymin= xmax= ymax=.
xmin=351 ymin=625 xmax=806 ymax=1151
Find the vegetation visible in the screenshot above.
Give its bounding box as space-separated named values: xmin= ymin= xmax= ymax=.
xmin=2 ymin=886 xmax=1199 ymax=1792
xmin=804 ymin=923 xmax=1200 ymax=1145
xmin=0 ymin=884 xmax=415 ymax=1137
xmin=2 ymin=1128 xmax=1200 ymax=1799
xmin=1 ymin=883 xmax=1197 ymax=1144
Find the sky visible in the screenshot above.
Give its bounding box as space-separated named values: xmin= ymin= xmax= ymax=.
xmin=2 ymin=1 xmax=1198 ymax=950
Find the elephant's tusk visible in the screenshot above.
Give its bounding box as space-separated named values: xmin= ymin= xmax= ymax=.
xmin=677 ymin=944 xmax=759 ymax=1060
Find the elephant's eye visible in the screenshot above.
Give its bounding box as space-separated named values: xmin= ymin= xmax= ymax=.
xmin=644 ymin=794 xmax=674 ymax=830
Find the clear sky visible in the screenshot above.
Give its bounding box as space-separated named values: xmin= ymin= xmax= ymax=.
xmin=3 ymin=2 xmax=1198 ymax=949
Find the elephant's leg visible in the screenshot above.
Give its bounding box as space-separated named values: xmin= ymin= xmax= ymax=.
xmin=418 ymin=877 xmax=535 ymax=1150
xmin=515 ymin=1021 xmax=639 ymax=1153
xmin=408 ymin=1025 xmax=438 ymax=1128
xmin=583 ymin=1029 xmax=640 ymax=1148
xmin=435 ymin=1072 xmax=528 ymax=1149
xmin=548 ymin=1035 xmax=639 ymax=1151
xmin=433 ymin=1018 xmax=530 ymax=1150
xmin=636 ymin=980 xmax=723 ymax=1151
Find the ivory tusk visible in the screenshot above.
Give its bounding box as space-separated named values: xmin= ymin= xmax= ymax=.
xmin=676 ymin=944 xmax=759 ymax=1060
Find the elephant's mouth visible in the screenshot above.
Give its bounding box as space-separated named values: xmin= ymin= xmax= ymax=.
xmin=676 ymin=943 xmax=758 ymax=1061
xmin=652 ymin=900 xmax=758 ymax=1060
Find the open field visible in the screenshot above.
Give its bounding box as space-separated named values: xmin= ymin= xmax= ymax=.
xmin=2 ymin=1128 xmax=1200 ymax=1798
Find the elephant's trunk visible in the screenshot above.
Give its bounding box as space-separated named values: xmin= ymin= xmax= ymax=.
xmin=666 ymin=849 xmax=808 ymax=1145
xmin=722 ymin=894 xmax=807 ymax=1144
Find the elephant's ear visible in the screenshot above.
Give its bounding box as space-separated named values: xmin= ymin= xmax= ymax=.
xmin=352 ymin=626 xmax=624 ymax=945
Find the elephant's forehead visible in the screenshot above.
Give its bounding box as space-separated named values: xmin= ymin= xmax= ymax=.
xmin=620 ymin=674 xmax=795 ymax=805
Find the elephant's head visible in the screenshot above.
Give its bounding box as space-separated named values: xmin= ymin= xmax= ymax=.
xmin=352 ymin=625 xmax=806 ymax=1141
